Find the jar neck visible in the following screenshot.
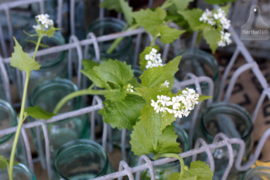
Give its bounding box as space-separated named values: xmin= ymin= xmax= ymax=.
xmin=242 ymin=166 xmax=270 ymax=179
xmin=0 ymin=100 xmax=17 ymax=143
xmin=201 ymin=102 xmax=253 ymax=142
xmin=53 ymin=139 xmax=109 ymax=179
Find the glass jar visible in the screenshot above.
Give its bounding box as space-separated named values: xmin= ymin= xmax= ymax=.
xmin=174 ymin=49 xmax=219 ymax=127
xmin=129 ymin=123 xmax=190 ymax=180
xmin=0 ymin=100 xmax=25 ymax=163
xmin=51 ymin=139 xmax=114 ymax=179
xmin=0 ymin=163 xmax=36 ymax=180
xmin=242 ymin=166 xmax=270 ymax=180
xmin=193 ymin=102 xmax=253 ymax=180
xmin=0 ymin=73 xmax=7 ymax=101
xmin=20 ymin=30 xmax=67 ymax=95
xmin=85 ymin=18 xmax=133 ymax=65
xmin=29 ymin=79 xmax=89 ymax=158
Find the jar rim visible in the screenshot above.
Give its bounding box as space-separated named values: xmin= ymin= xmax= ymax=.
xmin=0 ymin=100 xmax=17 ymax=143
xmin=53 ymin=139 xmax=109 ymax=179
xmin=201 ymin=102 xmax=253 ymax=141
xmin=20 ymin=30 xmax=66 ymax=70
xmin=0 ymin=163 xmax=36 ymax=180
xmin=86 ymin=17 xmax=132 ymax=57
xmin=174 ymin=48 xmax=219 ymax=83
xmin=29 ymin=78 xmax=81 ymax=112
xmin=242 ymin=166 xmax=270 ymax=179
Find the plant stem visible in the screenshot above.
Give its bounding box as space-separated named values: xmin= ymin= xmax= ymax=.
xmin=53 ymin=88 xmax=143 ymax=114
xmin=150 ymin=33 xmax=161 ymax=46
xmin=160 ymin=1 xmax=173 ymax=9
xmin=162 ymin=153 xmax=186 ymax=177
xmin=53 ymin=89 xmax=109 ymax=114
xmin=8 ymin=73 xmax=30 ymax=180
xmin=33 ymin=35 xmax=42 ymax=60
xmin=106 ymin=24 xmax=140 ymax=54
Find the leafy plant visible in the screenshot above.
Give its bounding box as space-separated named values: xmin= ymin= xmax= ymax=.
xmin=4 ymin=14 xmax=58 ymax=180
xmin=54 ymin=45 xmax=213 ymax=179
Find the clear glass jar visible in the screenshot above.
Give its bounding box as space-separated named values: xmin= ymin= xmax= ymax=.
xmin=29 ymin=79 xmax=89 ymax=158
xmin=0 ymin=163 xmax=36 ymax=180
xmin=193 ymin=102 xmax=253 ymax=180
xmin=129 ymin=123 xmax=190 ymax=180
xmin=0 ymin=100 xmax=25 ymax=163
xmin=0 ymin=73 xmax=7 ymax=100
xmin=85 ymin=18 xmax=133 ymax=65
xmin=174 ymin=49 xmax=219 ymax=128
xmin=51 ymin=139 xmax=114 ymax=179
xmin=20 ymin=30 xmax=67 ymax=95
xmin=242 ymin=166 xmax=270 ymax=180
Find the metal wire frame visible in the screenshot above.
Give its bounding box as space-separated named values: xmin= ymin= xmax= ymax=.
xmin=0 ymin=1 xmax=270 ymax=180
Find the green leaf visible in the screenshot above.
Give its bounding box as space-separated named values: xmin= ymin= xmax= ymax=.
xmin=204 ymin=0 xmax=235 ymax=5
xmin=81 ymin=59 xmax=133 ymax=89
xmin=44 ymin=27 xmax=60 ymax=38
xmin=105 ymin=88 xmax=126 ymax=101
xmin=168 ymin=173 xmax=197 ymax=180
xmin=119 ymin=0 xmax=133 ymax=25
xmin=10 ymin=37 xmax=41 ymax=73
xmin=129 ymin=77 xmax=141 ymax=88
xmin=131 ymin=8 xmax=166 ymax=35
xmin=198 ymin=95 xmax=212 ymax=102
xmin=100 ymin=0 xmax=122 ymax=12
xmin=25 ymin=106 xmax=56 ymax=119
xmin=220 ymin=3 xmax=231 ymax=14
xmin=135 ymin=86 xmax=170 ymax=104
xmin=130 ymin=122 xmax=181 ymax=156
xmin=158 ymin=25 xmax=185 ymax=44
xmin=0 ymin=156 xmax=9 ymax=170
xmin=139 ymin=45 xmax=159 ymax=72
xmin=26 ymin=40 xmax=50 ymax=48
xmin=172 ymin=0 xmax=193 ymax=11
xmin=203 ymin=27 xmax=221 ymax=53
xmin=138 ymin=105 xmax=163 ymax=149
xmin=99 ymin=95 xmax=145 ymax=130
xmin=161 ymin=112 xmax=175 ymax=131
xmin=141 ymin=55 xmax=181 ymax=88
xmin=186 ymin=161 xmax=213 ymax=180
xmin=82 ymin=59 xmax=100 ymax=70
xmin=178 ymin=9 xmax=204 ymax=31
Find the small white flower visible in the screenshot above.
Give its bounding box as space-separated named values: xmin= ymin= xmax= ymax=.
xmin=162 ymin=80 xmax=170 ymax=88
xmin=33 ymin=25 xmax=42 ymax=30
xmin=174 ymin=111 xmax=182 ymax=118
xmin=145 ymin=48 xmax=164 ymax=69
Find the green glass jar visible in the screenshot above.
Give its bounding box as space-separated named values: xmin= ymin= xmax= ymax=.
xmin=29 ymin=79 xmax=89 ymax=158
xmin=0 ymin=163 xmax=36 ymax=180
xmin=129 ymin=123 xmax=190 ymax=180
xmin=51 ymin=139 xmax=114 ymax=179
xmin=242 ymin=166 xmax=270 ymax=180
xmin=85 ymin=18 xmax=133 ymax=65
xmin=0 ymin=100 xmax=25 ymax=163
xmin=20 ymin=30 xmax=67 ymax=95
xmin=193 ymin=102 xmax=253 ymax=180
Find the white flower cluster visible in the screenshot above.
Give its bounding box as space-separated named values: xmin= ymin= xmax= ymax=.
xmin=218 ymin=31 xmax=232 ymax=47
xmin=145 ymin=48 xmax=164 ymax=69
xmin=199 ymin=8 xmax=232 ymax=47
xmin=151 ymin=88 xmax=199 ymax=118
xmin=126 ymin=84 xmax=134 ymax=92
xmin=34 ymin=14 xmax=54 ymax=30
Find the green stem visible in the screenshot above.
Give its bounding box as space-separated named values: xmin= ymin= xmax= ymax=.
xmin=106 ymin=24 xmax=140 ymax=54
xmin=150 ymin=33 xmax=161 ymax=46
xmin=53 ymin=89 xmax=110 ymax=114
xmin=160 ymin=1 xmax=174 ymax=9
xmin=8 ymin=73 xmax=30 ymax=180
xmin=53 ymin=88 xmax=143 ymax=114
xmin=160 ymin=153 xmax=186 ymax=177
xmin=33 ymin=35 xmax=42 ymax=60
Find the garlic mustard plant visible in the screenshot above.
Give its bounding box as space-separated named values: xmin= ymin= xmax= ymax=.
xmin=199 ymin=8 xmax=232 ymax=47
xmin=4 ymin=14 xmax=58 ymax=180
xmin=145 ymin=48 xmax=164 ymax=69
xmin=54 ymin=43 xmax=213 ymax=179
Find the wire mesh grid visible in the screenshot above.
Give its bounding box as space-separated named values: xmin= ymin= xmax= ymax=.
xmin=0 ymin=0 xmax=270 ymax=180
